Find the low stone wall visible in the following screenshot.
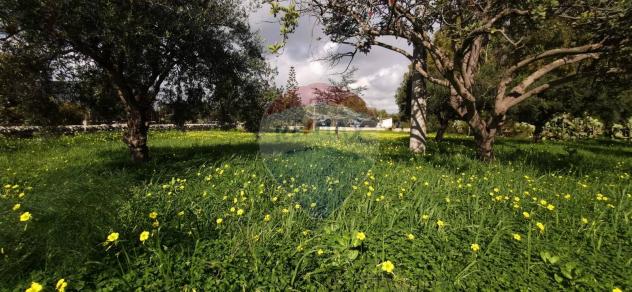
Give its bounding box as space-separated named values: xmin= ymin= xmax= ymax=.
xmin=0 ymin=123 xmax=219 ymax=138
xmin=317 ymin=127 xmax=411 ymax=132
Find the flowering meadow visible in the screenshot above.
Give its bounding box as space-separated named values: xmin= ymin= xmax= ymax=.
xmin=1 ymin=131 xmax=631 ymax=290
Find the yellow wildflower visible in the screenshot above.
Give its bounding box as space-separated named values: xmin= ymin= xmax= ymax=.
xmin=264 ymin=214 xmax=271 ymax=222
xmin=471 ymin=243 xmax=480 ymax=252
xmin=546 ymin=204 xmax=555 ymax=211
xmin=612 ymin=288 xmax=622 ymax=292
xmin=25 ymin=282 xmax=43 ymax=292
xmin=56 ymin=278 xmax=68 ymax=292
xmin=317 ymin=249 xmax=324 ymax=256
xmin=581 ymin=217 xmax=589 ymax=224
xmin=12 ymin=203 xmax=21 ymax=211
xmin=522 ymin=211 xmax=530 ymax=219
xmin=380 ymin=260 xmax=395 ymax=274
xmin=216 ymin=218 xmax=223 ymax=225
xmin=436 ymin=220 xmax=446 ymax=229
xmin=356 ymin=231 xmax=366 ymax=241
xmin=148 ymin=211 xmax=158 ymax=219
xmin=406 ymin=233 xmax=415 ymax=240
xmin=236 ymin=208 xmax=245 ymax=216
xmin=107 ymin=232 xmax=119 ymax=242
xmin=20 ymin=212 xmax=32 ymax=222
xmin=536 ymin=222 xmax=545 ymax=233
xmin=139 ymin=231 xmax=150 ymax=242
xmin=513 ymin=233 xmax=522 ymax=241
xmin=421 ymin=214 xmax=430 ymax=220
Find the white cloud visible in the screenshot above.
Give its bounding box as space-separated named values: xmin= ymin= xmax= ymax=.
xmin=249 ymin=6 xmax=412 ymax=113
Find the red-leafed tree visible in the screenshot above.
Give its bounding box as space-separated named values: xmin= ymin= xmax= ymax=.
xmin=313 ymin=69 xmax=367 ymax=136
xmin=267 ymin=66 xmax=302 ymax=114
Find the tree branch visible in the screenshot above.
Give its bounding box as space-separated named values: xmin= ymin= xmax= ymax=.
xmin=495 ymin=43 xmax=604 ymax=104
xmin=372 ymin=40 xmax=412 ymax=59
xmin=500 ymin=54 xmax=601 ymax=111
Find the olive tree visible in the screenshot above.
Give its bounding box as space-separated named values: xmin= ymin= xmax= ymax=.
xmin=1 ymin=0 xmax=266 ymax=162
xmin=272 ymin=0 xmax=631 ymax=160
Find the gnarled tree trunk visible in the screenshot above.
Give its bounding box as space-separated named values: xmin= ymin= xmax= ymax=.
xmin=533 ymin=123 xmax=545 ymax=143
xmin=123 ymin=105 xmax=150 ymax=163
xmin=435 ymin=115 xmax=449 ymax=142
xmin=409 ymin=43 xmax=427 ymax=153
xmin=603 ymin=120 xmax=615 ymax=139
xmin=473 ymin=130 xmax=495 ymax=161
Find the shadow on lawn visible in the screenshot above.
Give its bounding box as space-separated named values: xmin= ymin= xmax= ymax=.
xmin=378 ymin=135 xmax=632 ymax=176
xmin=1 ymin=142 xmax=265 ymax=284
xmin=99 ymin=140 xmax=372 ymax=215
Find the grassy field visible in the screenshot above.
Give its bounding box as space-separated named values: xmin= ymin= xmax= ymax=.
xmin=1 ymin=130 xmax=631 ymax=290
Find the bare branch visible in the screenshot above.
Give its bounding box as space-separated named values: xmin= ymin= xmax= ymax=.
xmin=500 ymin=53 xmax=601 ymax=111
xmin=413 ymin=62 xmax=450 ymax=87
xmin=372 ymin=40 xmax=412 ymax=60
xmin=495 ymin=43 xmax=604 ymax=103
xmin=509 ymin=53 xmax=600 ymax=97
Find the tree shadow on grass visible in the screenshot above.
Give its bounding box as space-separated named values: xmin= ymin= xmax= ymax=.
xmin=1 ymin=141 xmax=265 ymax=285
xmin=494 ymin=138 xmax=632 ymax=175
xmin=18 ymin=139 xmax=370 ymax=269
xmin=378 ymin=134 xmax=632 ymax=176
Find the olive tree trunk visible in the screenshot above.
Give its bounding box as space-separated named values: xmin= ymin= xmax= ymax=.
xmin=533 ymin=123 xmax=545 ymax=143
xmin=473 ymin=130 xmax=495 ymax=161
xmin=409 ymin=44 xmax=428 ymax=153
xmin=435 ymin=115 xmax=450 ymax=142
xmin=123 ymin=106 xmax=150 ymax=163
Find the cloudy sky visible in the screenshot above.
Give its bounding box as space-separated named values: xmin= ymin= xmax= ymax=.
xmin=248 ymin=4 xmax=413 ymax=113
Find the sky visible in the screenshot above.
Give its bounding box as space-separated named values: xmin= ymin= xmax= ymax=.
xmin=248 ymin=4 xmax=413 ymax=113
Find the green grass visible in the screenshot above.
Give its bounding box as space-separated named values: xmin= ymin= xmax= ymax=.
xmin=1 ymin=130 xmax=631 ymax=290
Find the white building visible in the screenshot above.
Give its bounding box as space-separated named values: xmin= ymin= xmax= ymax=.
xmin=377 ymin=118 xmax=393 ymax=129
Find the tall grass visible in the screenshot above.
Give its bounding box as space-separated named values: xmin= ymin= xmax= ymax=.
xmin=0 ymin=130 xmax=630 ymax=290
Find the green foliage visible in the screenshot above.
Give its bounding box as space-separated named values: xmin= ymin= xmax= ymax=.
xmin=543 ymin=114 xmax=605 ymax=140
xmin=266 ymin=0 xmax=300 ymax=53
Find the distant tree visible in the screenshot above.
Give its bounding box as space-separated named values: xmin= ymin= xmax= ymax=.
xmin=72 ymin=68 xmax=125 ymax=123
xmin=158 ymin=73 xmax=208 ymax=131
xmin=0 ymin=49 xmax=64 ymax=126
xmin=1 ymin=0 xmax=265 ymax=162
xmin=394 ymin=69 xmax=412 ymax=123
xmin=287 ymin=66 xmax=299 ymax=93
xmin=267 ymin=66 xmax=302 ymax=115
xmin=313 ymin=69 xmax=366 ymax=137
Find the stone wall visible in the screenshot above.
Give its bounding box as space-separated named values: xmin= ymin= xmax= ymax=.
xmin=0 ymin=123 xmax=219 ymax=138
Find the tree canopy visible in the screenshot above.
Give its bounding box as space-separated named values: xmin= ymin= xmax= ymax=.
xmin=1 ymin=0 xmax=270 ymax=161
xmin=271 ymin=0 xmax=632 ymax=160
